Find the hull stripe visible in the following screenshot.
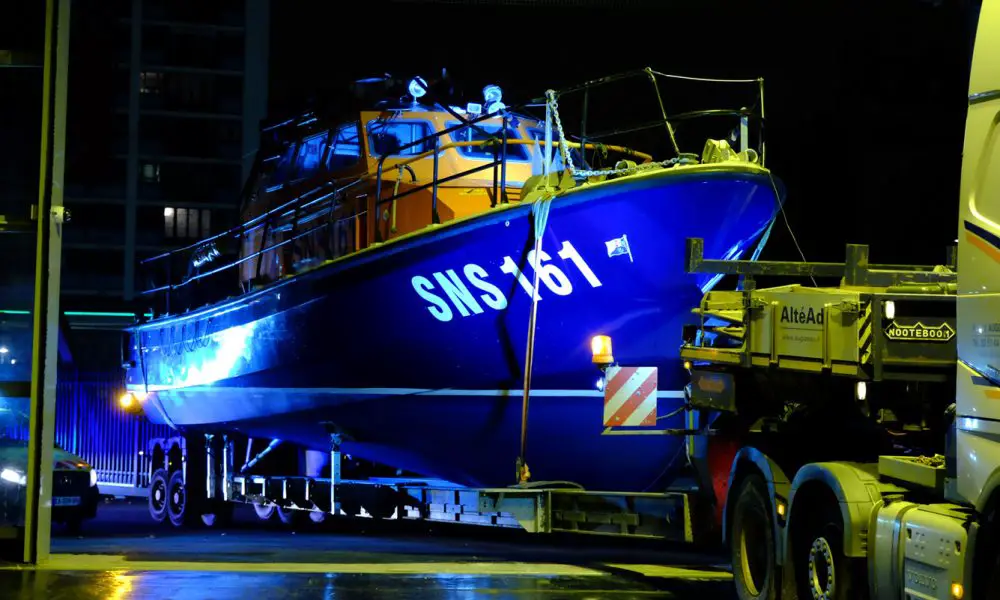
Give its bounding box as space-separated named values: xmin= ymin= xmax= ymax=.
xmin=132 ymin=385 xmax=686 ymax=399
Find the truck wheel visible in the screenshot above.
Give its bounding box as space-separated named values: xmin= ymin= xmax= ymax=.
xmin=166 ymin=470 xmax=193 ymax=527
xmin=974 ymin=507 xmax=1000 ymax=598
xmin=797 ymin=504 xmax=862 ymax=600
xmin=731 ymin=473 xmax=778 ymax=600
xmin=149 ymin=469 xmax=169 ymax=523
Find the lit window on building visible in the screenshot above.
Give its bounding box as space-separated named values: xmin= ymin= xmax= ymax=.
xmin=140 ymin=71 xmax=164 ymax=95
xmin=164 ymin=207 xmax=211 ymax=239
xmin=142 ymin=163 xmax=160 ymax=182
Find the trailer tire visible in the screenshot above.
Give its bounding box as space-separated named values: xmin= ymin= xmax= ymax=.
xmin=277 ymin=505 xmax=300 ymax=526
xmin=731 ymin=473 xmax=778 ymax=600
xmin=200 ymin=501 xmax=234 ymax=528
xmin=149 ymin=469 xmax=169 ymax=523
xmin=166 ymin=470 xmax=194 ymax=527
xmin=308 ymin=508 xmax=327 ymax=524
xmin=795 ymin=502 xmax=862 ymax=600
xmin=253 ymin=501 xmax=276 ymax=521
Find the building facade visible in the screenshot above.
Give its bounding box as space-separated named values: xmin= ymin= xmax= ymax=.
xmin=63 ymin=0 xmax=269 ymax=310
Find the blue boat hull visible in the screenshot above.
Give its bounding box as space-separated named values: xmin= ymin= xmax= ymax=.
xmin=127 ymin=165 xmax=781 ymax=491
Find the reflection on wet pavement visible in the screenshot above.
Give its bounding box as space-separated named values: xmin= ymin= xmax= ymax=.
xmin=1 ymin=502 xmax=737 ymax=598
xmin=4 ymin=569 xmax=737 ymax=599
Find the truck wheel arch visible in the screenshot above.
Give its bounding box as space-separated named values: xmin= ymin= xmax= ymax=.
xmin=973 ymin=464 xmax=1000 ymax=515
xmin=785 ymin=462 xmax=881 ymax=559
xmin=723 ymin=447 xmax=792 ymax=564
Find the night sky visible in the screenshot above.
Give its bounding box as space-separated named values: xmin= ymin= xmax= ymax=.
xmin=270 ymin=0 xmax=978 ymax=269
xmin=0 ymin=0 xmax=981 ymax=290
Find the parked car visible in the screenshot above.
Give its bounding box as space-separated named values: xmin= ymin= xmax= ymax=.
xmin=0 ymin=437 xmax=99 ymax=532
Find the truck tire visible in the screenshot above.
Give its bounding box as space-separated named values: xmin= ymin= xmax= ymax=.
xmin=975 ymin=507 xmax=1000 ymax=599
xmin=149 ymin=469 xmax=169 ymax=523
xmin=796 ymin=502 xmax=863 ymax=600
xmin=731 ymin=473 xmax=778 ymax=600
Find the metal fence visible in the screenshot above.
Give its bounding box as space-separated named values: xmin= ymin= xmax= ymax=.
xmin=1 ymin=368 xmax=171 ymax=496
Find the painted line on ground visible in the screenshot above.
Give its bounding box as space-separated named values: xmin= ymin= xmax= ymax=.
xmin=9 ymin=555 xmax=734 ymax=580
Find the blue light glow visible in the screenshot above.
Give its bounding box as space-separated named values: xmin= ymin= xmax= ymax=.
xmin=483 ymin=84 xmax=502 ymax=104
xmin=408 ymin=76 xmax=428 ymax=99
xmin=483 ymin=85 xmax=504 ymax=115
xmin=162 ymin=322 xmax=258 ymax=390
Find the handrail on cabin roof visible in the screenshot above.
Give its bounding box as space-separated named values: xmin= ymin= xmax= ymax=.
xmin=136 ymin=71 xmax=764 ymax=308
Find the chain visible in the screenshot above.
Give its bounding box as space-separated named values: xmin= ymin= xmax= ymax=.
xmin=544 ymin=89 xmax=682 ymax=178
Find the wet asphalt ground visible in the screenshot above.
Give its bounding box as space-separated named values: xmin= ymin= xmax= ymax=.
xmin=1 ymin=498 xmax=738 ymax=599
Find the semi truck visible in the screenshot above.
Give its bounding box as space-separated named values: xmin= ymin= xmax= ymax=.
xmin=129 ymin=1 xmax=998 ymax=598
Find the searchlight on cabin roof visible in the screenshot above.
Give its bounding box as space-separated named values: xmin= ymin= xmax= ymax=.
xmin=483 ymin=84 xmax=505 ymax=114
xmin=408 ymin=76 xmax=428 ymax=100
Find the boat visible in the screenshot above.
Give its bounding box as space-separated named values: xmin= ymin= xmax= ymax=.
xmin=123 ymin=69 xmax=783 ymax=492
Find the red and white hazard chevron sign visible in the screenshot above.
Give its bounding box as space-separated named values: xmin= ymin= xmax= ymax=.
xmin=603 ymin=366 xmax=657 ymax=427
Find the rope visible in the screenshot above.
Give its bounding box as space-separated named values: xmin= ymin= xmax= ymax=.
xmin=647 ymin=69 xmax=761 ymax=84
xmin=768 ymin=171 xmax=817 ymax=286
xmin=516 ymin=190 xmax=554 ymax=484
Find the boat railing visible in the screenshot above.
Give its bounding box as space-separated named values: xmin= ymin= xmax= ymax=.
xmin=135 ymin=68 xmax=763 ymax=319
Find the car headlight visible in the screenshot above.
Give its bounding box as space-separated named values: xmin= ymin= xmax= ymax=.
xmin=1 ymin=468 xmax=27 ymax=486
xmin=89 ymin=468 xmax=97 ymax=487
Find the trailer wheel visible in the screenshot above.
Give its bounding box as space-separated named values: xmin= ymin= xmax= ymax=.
xmin=277 ymin=505 xmax=300 ymax=526
xmin=253 ymin=500 xmax=276 ymax=521
xmin=200 ymin=501 xmax=234 ymax=528
xmin=166 ymin=470 xmax=192 ymax=527
xmin=730 ymin=473 xmax=777 ymax=600
xmin=149 ymin=469 xmax=169 ymax=523
xmin=796 ymin=503 xmax=861 ymax=600
xmin=308 ymin=508 xmax=327 ymax=524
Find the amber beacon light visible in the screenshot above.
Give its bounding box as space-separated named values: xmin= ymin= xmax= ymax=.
xmin=119 ymin=390 xmax=147 ymax=411
xmin=591 ymin=335 xmax=614 ymax=366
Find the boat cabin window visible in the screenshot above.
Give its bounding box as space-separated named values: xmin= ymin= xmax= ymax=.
xmin=288 ymin=132 xmax=327 ymax=180
xmin=447 ymin=122 xmax=529 ymax=161
xmin=327 ymin=123 xmax=361 ymax=170
xmin=366 ymin=120 xmax=434 ymax=157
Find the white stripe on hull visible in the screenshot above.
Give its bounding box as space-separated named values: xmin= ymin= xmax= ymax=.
xmin=133 ymin=385 xmax=686 ymax=399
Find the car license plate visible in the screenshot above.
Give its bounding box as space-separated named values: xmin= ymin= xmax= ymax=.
xmin=53 ymin=496 xmax=80 ymax=507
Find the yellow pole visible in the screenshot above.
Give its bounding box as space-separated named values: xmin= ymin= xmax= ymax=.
xmin=24 ymin=0 xmax=69 ymax=564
